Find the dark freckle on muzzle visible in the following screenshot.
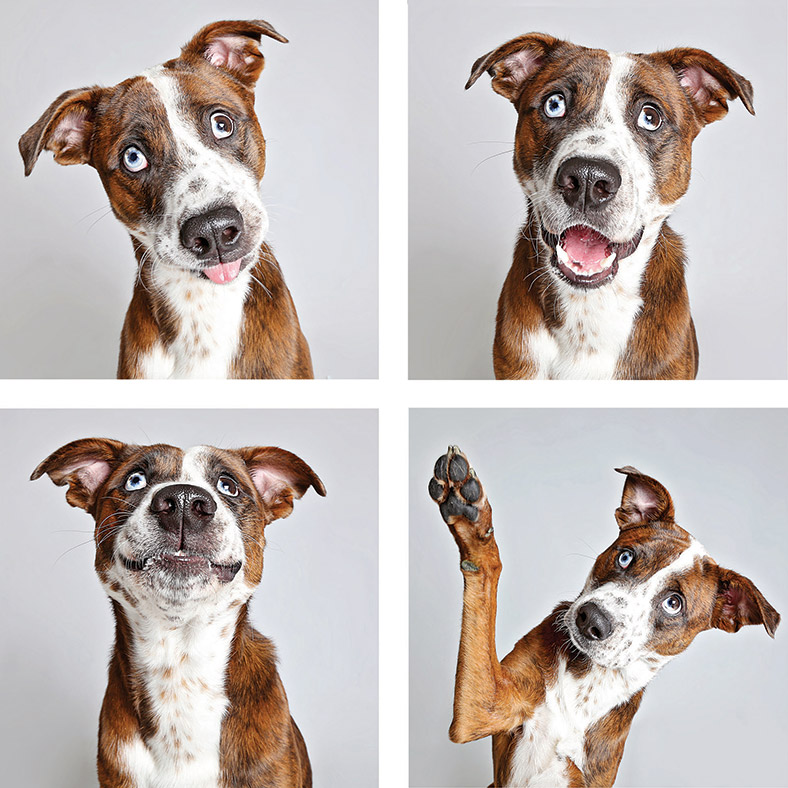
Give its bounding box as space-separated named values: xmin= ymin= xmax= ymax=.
xmin=188 ymin=178 xmax=207 ymax=193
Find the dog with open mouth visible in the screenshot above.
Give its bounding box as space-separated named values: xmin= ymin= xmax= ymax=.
xmin=19 ymin=20 xmax=314 ymax=379
xmin=33 ymin=438 xmax=325 ymax=787
xmin=466 ymin=34 xmax=754 ymax=379
xmin=429 ymin=447 xmax=779 ymax=786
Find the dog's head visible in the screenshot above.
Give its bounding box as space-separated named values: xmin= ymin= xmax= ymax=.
xmin=564 ymin=467 xmax=779 ymax=670
xmin=32 ymin=438 xmax=325 ymax=613
xmin=467 ymin=35 xmax=753 ymax=290
xmin=19 ymin=20 xmax=287 ymax=286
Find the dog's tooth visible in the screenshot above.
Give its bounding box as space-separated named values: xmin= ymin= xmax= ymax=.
xmin=603 ymin=251 xmax=616 ymax=267
xmin=556 ymin=243 xmax=570 ymax=264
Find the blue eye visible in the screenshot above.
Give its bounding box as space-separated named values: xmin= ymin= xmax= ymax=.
xmin=210 ymin=111 xmax=234 ymax=140
xmin=216 ymin=475 xmax=239 ymax=497
xmin=637 ymin=104 xmax=662 ymax=131
xmin=544 ymin=93 xmax=566 ymax=118
xmin=124 ymin=471 xmax=147 ymax=491
xmin=122 ymin=146 xmax=148 ymax=173
xmin=617 ymin=549 xmax=634 ymax=569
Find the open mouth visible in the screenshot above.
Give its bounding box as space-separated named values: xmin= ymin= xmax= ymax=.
xmin=542 ymin=225 xmax=643 ymax=289
xmin=122 ymin=552 xmax=242 ymax=583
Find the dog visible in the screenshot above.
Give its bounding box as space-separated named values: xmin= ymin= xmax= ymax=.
xmin=33 ymin=437 xmax=326 ymax=787
xmin=19 ymin=20 xmax=314 ymax=379
xmin=465 ymin=35 xmax=754 ymax=379
xmin=429 ymin=447 xmax=779 ymax=786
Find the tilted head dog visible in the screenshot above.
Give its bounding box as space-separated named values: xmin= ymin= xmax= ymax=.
xmin=466 ymin=35 xmax=753 ymax=379
xmin=20 ymin=20 xmax=314 ymax=379
xmin=429 ymin=448 xmax=779 ymax=786
xmin=33 ymin=438 xmax=325 ymax=788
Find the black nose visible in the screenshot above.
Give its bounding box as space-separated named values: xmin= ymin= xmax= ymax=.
xmin=556 ymin=157 xmax=621 ymax=211
xmin=575 ymin=601 xmax=613 ymax=641
xmin=150 ymin=484 xmax=217 ymax=540
xmin=180 ymin=207 xmax=244 ymax=261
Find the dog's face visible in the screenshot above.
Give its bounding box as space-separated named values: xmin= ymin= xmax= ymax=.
xmin=19 ymin=20 xmax=287 ymax=286
xmin=32 ymin=438 xmax=325 ymax=613
xmin=564 ymin=467 xmax=779 ymax=670
xmin=467 ymin=34 xmax=754 ymax=290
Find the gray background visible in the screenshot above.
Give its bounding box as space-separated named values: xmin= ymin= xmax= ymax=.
xmin=1 ymin=0 xmax=377 ymax=379
xmin=409 ymin=0 xmax=788 ymax=380
xmin=0 ymin=409 xmax=378 ymax=788
xmin=410 ymin=408 xmax=788 ymax=786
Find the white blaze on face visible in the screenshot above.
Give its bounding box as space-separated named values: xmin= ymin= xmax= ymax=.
xmin=139 ymin=66 xmax=269 ymax=274
xmin=567 ymin=537 xmax=708 ymax=669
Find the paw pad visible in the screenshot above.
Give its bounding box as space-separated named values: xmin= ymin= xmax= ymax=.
xmin=429 ymin=445 xmax=485 ymax=523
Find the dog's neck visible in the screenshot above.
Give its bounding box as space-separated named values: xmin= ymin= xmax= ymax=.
xmin=516 ymin=209 xmax=668 ymax=379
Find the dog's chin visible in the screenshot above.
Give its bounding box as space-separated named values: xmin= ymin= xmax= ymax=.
xmin=541 ymin=224 xmax=644 ymax=290
xmin=122 ymin=552 xmax=242 ymax=587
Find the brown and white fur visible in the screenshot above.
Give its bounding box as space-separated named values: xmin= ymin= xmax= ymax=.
xmin=33 ymin=438 xmax=326 ymax=787
xmin=466 ymin=35 xmax=754 ymax=379
xmin=429 ymin=447 xmax=779 ymax=786
xmin=19 ymin=20 xmax=314 ymax=379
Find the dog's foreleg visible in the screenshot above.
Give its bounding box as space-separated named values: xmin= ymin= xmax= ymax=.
xmin=429 ymin=447 xmax=535 ymax=743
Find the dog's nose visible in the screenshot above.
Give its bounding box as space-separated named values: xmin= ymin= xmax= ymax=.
xmin=575 ymin=601 xmax=613 ymax=641
xmin=556 ymin=157 xmax=621 ymax=211
xmin=150 ymin=484 xmax=217 ymax=537
xmin=180 ymin=207 xmax=244 ymax=261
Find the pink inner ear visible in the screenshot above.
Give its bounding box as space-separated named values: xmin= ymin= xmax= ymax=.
xmin=204 ymin=36 xmax=258 ymax=72
xmin=51 ymin=110 xmax=90 ymax=152
xmin=62 ymin=458 xmax=112 ymax=495
xmin=501 ymin=49 xmax=543 ymax=84
xmin=679 ymin=65 xmax=725 ymax=108
xmin=249 ymin=467 xmax=292 ymax=504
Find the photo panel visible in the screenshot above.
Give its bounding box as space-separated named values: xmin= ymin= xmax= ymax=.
xmin=409 ymin=0 xmax=787 ymax=379
xmin=410 ymin=407 xmax=787 ymax=786
xmin=0 ymin=408 xmax=378 ymax=787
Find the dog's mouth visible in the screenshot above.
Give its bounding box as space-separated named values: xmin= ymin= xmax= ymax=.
xmin=200 ymin=257 xmax=247 ymax=285
xmin=542 ymin=225 xmax=643 ymax=289
xmin=122 ymin=552 xmax=242 ymax=583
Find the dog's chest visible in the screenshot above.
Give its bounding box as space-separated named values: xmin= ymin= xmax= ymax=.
xmin=140 ymin=269 xmax=251 ymax=379
xmin=507 ymin=661 xmax=650 ymax=786
xmin=525 ymin=286 xmax=642 ymax=379
xmin=119 ymin=614 xmax=236 ymax=788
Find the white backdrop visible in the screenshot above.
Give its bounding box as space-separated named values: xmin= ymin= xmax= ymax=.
xmin=409 ymin=0 xmax=787 ymax=380
xmin=1 ymin=0 xmax=377 ymax=379
xmin=0 ymin=409 xmax=378 ymax=787
xmin=410 ymin=408 xmax=788 ymax=786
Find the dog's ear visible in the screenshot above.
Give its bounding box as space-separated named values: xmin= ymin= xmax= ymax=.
xmin=31 ymin=438 xmax=127 ymax=511
xmin=711 ymin=566 xmax=780 ymax=637
xmin=181 ymin=19 xmax=288 ymax=90
xmin=235 ymin=446 xmax=326 ymax=521
xmin=465 ymin=32 xmax=563 ymax=103
xmin=19 ymin=87 xmax=105 ymax=176
xmin=614 ymin=466 xmax=675 ymax=528
xmin=650 ymin=48 xmax=754 ymax=124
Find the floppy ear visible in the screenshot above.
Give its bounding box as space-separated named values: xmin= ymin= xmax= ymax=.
xmin=465 ymin=32 xmax=563 ymax=103
xmin=180 ymin=19 xmax=288 ymax=89
xmin=31 ymin=438 xmax=127 ymax=512
xmin=19 ymin=87 xmax=105 ymax=176
xmin=236 ymin=446 xmax=326 ymax=521
xmin=650 ymin=47 xmax=754 ymax=124
xmin=711 ymin=567 xmax=780 ymax=638
xmin=614 ymin=466 xmax=675 ymax=528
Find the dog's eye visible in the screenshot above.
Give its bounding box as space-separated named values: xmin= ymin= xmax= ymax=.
xmin=124 ymin=471 xmax=147 ymax=491
xmin=661 ymin=593 xmax=684 ymax=616
xmin=210 ymin=112 xmax=235 ymax=140
xmin=637 ymin=104 xmax=662 ymax=131
xmin=617 ymin=549 xmax=634 ymax=569
xmin=544 ymin=93 xmax=566 ymax=119
xmin=122 ymin=146 xmax=148 ymax=173
xmin=216 ymin=475 xmax=239 ymax=497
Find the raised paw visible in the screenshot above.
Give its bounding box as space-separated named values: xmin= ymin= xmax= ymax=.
xmin=429 ymin=446 xmax=488 ymax=526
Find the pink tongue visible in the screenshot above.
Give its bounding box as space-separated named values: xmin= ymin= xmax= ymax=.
xmin=561 ymin=226 xmax=610 ymax=268
xmin=203 ymin=260 xmax=242 ymax=284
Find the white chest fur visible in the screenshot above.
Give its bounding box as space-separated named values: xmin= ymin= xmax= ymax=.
xmin=118 ymin=609 xmax=237 ymax=788
xmin=140 ymin=266 xmax=251 ymax=379
xmin=507 ymin=659 xmax=657 ymax=787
